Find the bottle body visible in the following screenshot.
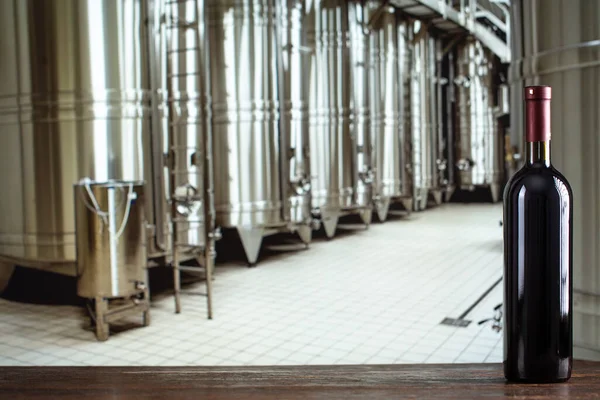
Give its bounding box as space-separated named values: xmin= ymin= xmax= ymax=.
xmin=503 ymin=86 xmax=573 ymax=383
xmin=503 ymin=162 xmax=573 ymax=382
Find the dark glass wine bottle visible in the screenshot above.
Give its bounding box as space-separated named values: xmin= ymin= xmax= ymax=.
xmin=503 ymin=85 xmax=573 ymax=383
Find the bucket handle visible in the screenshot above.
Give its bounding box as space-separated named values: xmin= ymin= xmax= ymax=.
xmin=78 ymin=178 xmax=136 ymax=240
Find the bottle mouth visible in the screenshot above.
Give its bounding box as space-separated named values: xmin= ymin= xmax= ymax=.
xmin=524 ymin=86 xmax=551 ymax=100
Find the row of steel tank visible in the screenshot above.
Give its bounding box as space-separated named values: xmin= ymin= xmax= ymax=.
xmin=0 ymin=0 xmax=505 ymax=273
xmin=205 ymin=0 xmax=505 ymax=263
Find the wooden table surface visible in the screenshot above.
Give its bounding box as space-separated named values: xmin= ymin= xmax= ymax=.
xmin=1 ymin=361 xmax=599 ymax=399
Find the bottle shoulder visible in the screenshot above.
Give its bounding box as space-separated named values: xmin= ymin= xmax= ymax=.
xmin=550 ymin=166 xmax=573 ymax=194
xmin=504 ymin=165 xmax=573 ymax=200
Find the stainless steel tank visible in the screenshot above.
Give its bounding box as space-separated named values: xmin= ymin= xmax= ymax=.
xmin=306 ymin=0 xmax=372 ymax=237
xmin=410 ymin=21 xmax=443 ymax=210
xmin=207 ymin=0 xmax=310 ymax=265
xmin=0 ymin=0 xmax=160 ymax=273
xmin=431 ymin=36 xmax=448 ymax=202
xmin=510 ymin=0 xmax=600 ymax=356
xmin=398 ymin=17 xmax=414 ymax=212
xmin=165 ymin=0 xmax=209 ymax=252
xmin=367 ymin=3 xmax=412 ymax=221
xmin=454 ymin=36 xmax=503 ymax=202
xmin=441 ymin=49 xmax=457 ymax=202
xmin=146 ymin=0 xmax=171 ymax=259
xmin=276 ymin=0 xmax=314 ymax=245
xmin=349 ymin=2 xmax=374 ymax=226
xmin=75 ymin=181 xmax=147 ymax=299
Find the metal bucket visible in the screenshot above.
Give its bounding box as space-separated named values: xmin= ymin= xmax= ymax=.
xmin=75 ymin=180 xmax=147 ymax=299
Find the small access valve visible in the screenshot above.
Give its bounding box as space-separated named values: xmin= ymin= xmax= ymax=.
xmin=358 ymin=167 xmax=375 ymax=185
xmin=291 ymin=174 xmax=311 ymax=195
xmin=456 ymin=158 xmax=475 ymax=171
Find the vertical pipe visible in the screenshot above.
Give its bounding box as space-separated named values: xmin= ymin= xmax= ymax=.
xmin=201 ymin=0 xmax=215 ymax=318
xmin=275 ymin=0 xmax=291 ymax=224
xmin=107 ymin=187 xmax=119 ymax=298
xmin=146 ymin=0 xmax=168 ymax=252
xmin=446 ymin=50 xmax=455 ymax=191
xmin=435 ymin=40 xmax=444 ymax=190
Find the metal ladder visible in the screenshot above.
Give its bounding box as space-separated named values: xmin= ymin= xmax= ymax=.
xmin=164 ymin=0 xmax=218 ymax=319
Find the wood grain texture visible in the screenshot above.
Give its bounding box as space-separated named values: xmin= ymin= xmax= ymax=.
xmin=1 ymin=361 xmax=599 ymax=399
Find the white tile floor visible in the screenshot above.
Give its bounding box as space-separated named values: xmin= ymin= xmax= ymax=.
xmin=0 ymin=203 xmax=504 ymax=366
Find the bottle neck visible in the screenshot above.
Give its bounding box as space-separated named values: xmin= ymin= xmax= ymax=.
xmin=524 ymin=86 xmax=552 ymax=167
xmin=526 ymin=140 xmax=551 ymax=167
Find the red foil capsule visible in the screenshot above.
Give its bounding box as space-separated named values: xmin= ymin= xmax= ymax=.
xmin=525 ymin=85 xmax=551 ymax=142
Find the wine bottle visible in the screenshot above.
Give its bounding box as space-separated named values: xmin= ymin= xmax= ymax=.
xmin=503 ymin=85 xmax=573 ymax=383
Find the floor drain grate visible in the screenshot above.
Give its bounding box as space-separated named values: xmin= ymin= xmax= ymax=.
xmin=440 ymin=317 xmax=472 ymax=327
xmin=440 ymin=276 xmax=503 ymax=328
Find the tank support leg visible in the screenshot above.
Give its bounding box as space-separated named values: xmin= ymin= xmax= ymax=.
xmin=430 ymin=189 xmax=443 ymax=206
xmin=400 ymin=197 xmax=413 ymax=214
xmin=237 ymin=227 xmax=264 ymax=266
xmin=297 ymin=224 xmax=312 ymax=246
xmin=375 ymin=197 xmax=391 ymax=222
xmin=142 ymin=309 xmax=151 ymax=327
xmin=0 ymin=263 xmax=15 ymax=294
xmin=444 ymin=186 xmax=456 ymax=203
xmin=95 ymin=297 xmax=109 ymax=341
xmin=490 ymin=184 xmax=501 ymax=203
xmin=173 ymin=244 xmax=181 ymax=314
xmin=202 ymin=245 xmax=215 ymax=320
xmin=321 ymin=213 xmax=339 ymax=239
xmin=142 ymin=276 xmax=151 ymax=326
xmin=359 ymin=208 xmax=372 ymax=227
xmin=414 ymin=188 xmax=429 ymax=211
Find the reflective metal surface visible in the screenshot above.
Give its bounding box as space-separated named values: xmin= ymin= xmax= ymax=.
xmin=428 ymin=33 xmax=444 ymax=204
xmin=165 ymin=0 xmax=217 ymax=316
xmin=146 ymin=0 xmax=170 ymax=257
xmin=165 ymin=0 xmax=209 ymax=249
xmin=455 ymin=36 xmax=503 ymax=202
xmin=75 ymin=181 xmax=150 ymax=341
xmin=306 ymin=0 xmax=371 ymax=236
xmin=75 ymin=181 xmax=147 ymax=299
xmin=306 ymin=0 xmax=353 ymax=237
xmin=510 ymin=0 xmax=600 ymax=354
xmin=208 ymin=0 xmax=280 ymax=227
xmin=367 ymin=3 xmax=412 ymax=220
xmin=389 ymin=0 xmax=511 ymax=62
xmin=409 ymin=21 xmax=442 ymax=210
xmin=368 ymin=2 xmax=396 ymax=203
xmin=0 ymin=0 xmax=152 ymax=264
xmin=349 ymin=2 xmax=373 ymax=225
xmin=207 ymin=0 xmax=292 ymax=263
xmin=441 ymin=48 xmax=456 ymax=201
xmin=398 ymin=18 xmax=414 ymax=211
xmin=276 ymin=0 xmax=313 ymax=244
